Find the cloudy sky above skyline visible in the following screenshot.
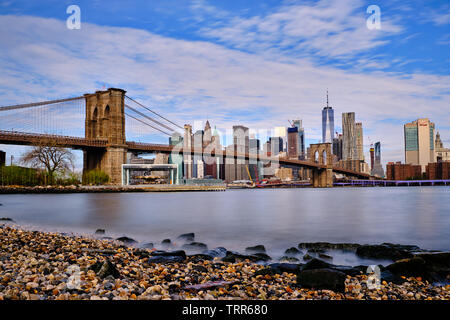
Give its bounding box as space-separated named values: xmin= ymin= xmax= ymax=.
xmin=0 ymin=0 xmax=449 ymax=168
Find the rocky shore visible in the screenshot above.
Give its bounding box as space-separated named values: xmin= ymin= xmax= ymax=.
xmin=0 ymin=224 xmax=448 ymax=300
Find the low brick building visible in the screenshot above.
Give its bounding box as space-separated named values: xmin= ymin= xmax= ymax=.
xmin=426 ymin=162 xmax=450 ymax=180
xmin=386 ymin=162 xmax=422 ymax=180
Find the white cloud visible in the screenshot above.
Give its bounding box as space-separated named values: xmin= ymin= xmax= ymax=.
xmin=199 ymin=0 xmax=403 ymax=59
xmin=0 ymin=14 xmax=449 ymax=169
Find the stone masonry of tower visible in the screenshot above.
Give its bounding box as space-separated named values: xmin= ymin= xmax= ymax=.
xmin=83 ymin=88 xmax=127 ymax=184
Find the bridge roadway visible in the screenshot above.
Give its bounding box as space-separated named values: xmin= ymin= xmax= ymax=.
xmin=0 ymin=130 xmax=372 ymax=179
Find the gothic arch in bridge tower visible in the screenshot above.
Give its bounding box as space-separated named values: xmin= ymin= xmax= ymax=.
xmin=84 ymin=88 xmax=127 ymax=184
xmin=309 ymin=143 xmax=333 ymax=188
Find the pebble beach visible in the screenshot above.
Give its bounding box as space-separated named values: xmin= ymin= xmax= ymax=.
xmin=0 ymin=224 xmax=449 ymax=301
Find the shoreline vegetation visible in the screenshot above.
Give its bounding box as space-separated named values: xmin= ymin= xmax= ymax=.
xmin=0 ymin=224 xmax=448 ymax=300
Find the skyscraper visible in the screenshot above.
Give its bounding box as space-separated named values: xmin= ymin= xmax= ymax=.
xmin=292 ymin=119 xmax=305 ymax=159
xmin=332 ymin=133 xmax=343 ymax=161
xmin=404 ymin=118 xmax=435 ymax=172
xmin=322 ymin=92 xmax=334 ymax=143
xmin=287 ymin=127 xmax=299 ymax=158
xmin=371 ymin=141 xmax=385 ymax=177
xmin=342 ymin=112 xmax=357 ymax=160
xmin=355 ymin=122 xmax=364 ymax=161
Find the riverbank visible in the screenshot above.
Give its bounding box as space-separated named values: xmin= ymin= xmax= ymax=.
xmin=0 ymin=184 xmax=226 ymax=194
xmin=0 ymin=224 xmax=448 ymax=300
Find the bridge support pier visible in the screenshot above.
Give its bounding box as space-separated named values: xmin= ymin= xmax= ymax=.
xmin=82 ymin=88 xmax=127 ymax=185
xmin=309 ymin=143 xmax=333 ymax=188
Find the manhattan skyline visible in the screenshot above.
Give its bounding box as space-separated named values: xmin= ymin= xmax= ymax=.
xmin=0 ymin=0 xmax=449 ymax=167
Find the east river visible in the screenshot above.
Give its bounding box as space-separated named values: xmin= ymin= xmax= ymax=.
xmin=1 ymin=187 xmax=449 ymax=265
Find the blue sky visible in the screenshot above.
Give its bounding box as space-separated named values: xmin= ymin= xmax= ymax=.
xmin=0 ymin=0 xmax=449 ymax=168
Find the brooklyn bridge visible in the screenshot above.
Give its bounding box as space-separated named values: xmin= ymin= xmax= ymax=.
xmin=0 ymin=88 xmax=374 ymax=187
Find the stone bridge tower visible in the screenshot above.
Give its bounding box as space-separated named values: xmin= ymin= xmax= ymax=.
xmin=83 ymin=88 xmax=127 ymax=184
xmin=309 ymin=143 xmax=333 ymax=187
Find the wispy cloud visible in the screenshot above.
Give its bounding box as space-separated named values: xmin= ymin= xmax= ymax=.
xmin=198 ymin=0 xmax=403 ymax=60
xmin=0 ymin=14 xmax=449 ymax=168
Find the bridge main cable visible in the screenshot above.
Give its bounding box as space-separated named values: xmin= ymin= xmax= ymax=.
xmin=0 ymin=96 xmax=84 ymax=112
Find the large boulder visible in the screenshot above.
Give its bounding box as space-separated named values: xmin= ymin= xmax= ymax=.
xmin=297 ymin=268 xmax=346 ymax=292
xmin=284 ymin=247 xmax=302 ymax=256
xmin=115 ymin=236 xmax=137 ymax=245
xmin=202 ymin=247 xmax=227 ymax=258
xmin=177 ymin=233 xmax=195 ymax=242
xmin=356 ymin=243 xmax=414 ymax=260
xmin=245 ymin=245 xmax=266 ymax=254
xmin=386 ymin=257 xmax=427 ymax=277
xmin=182 ymin=242 xmax=208 ymax=252
xmin=150 ymin=250 xmax=186 ymax=259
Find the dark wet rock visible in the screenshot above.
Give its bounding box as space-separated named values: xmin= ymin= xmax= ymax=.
xmin=252 ymin=253 xmax=272 ymax=262
xmin=285 ymin=247 xmax=302 ymax=256
xmin=177 ymin=233 xmax=195 ymax=242
xmin=202 ymin=247 xmax=227 ymax=258
xmin=192 ymin=264 xmax=208 ymax=273
xmin=141 ymin=242 xmax=154 ymax=249
xmin=222 ymin=251 xmax=259 ymax=263
xmin=133 ymin=249 xmax=151 ymax=259
xmin=279 ymin=256 xmax=300 ymax=263
xmin=302 ymin=254 xmax=313 ymax=261
xmin=318 ymin=253 xmax=333 ymax=261
xmin=380 ymin=269 xmax=406 ymax=285
xmin=245 ymin=245 xmax=266 ymax=254
xmin=182 ymin=242 xmax=208 ymax=251
xmin=161 ymin=239 xmax=172 ymax=245
xmin=115 ymin=236 xmax=137 ymax=245
xmin=301 ymin=258 xmax=334 ymax=271
xmin=0 ymin=217 xmax=14 ymax=222
xmin=148 ymin=255 xmax=184 ymax=264
xmin=88 ymin=260 xmax=120 ymax=279
xmin=151 ymin=250 xmax=187 ymax=259
xmin=298 ymin=242 xmax=360 ymax=251
xmin=386 ymin=252 xmax=450 ymax=281
xmin=333 ymin=265 xmax=367 ymax=277
xmin=94 ymin=229 xmax=105 ymax=235
xmin=188 ymin=254 xmax=214 ymax=262
xmin=386 ymin=257 xmax=427 ymax=277
xmin=356 ymin=243 xmax=416 ymax=260
xmin=255 ymin=263 xmax=302 ymax=276
xmin=307 ymin=248 xmax=326 ymax=254
xmin=296 ymin=268 xmax=346 ymax=292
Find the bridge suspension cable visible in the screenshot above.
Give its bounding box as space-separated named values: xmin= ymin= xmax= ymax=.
xmin=124 ymin=104 xmax=176 ymax=133
xmin=124 ymin=112 xmax=172 ymax=136
xmin=0 ymin=96 xmax=84 ymax=112
xmin=125 ymin=95 xmax=183 ymax=130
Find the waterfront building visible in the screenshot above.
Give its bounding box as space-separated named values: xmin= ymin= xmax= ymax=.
xmin=371 ymin=141 xmax=385 ymax=178
xmin=404 ymin=118 xmax=435 ymax=172
xmin=426 ymin=161 xmax=450 ymax=179
xmin=332 ymin=133 xmax=343 ymax=161
xmin=287 ymin=127 xmax=299 ymax=158
xmin=169 ymin=132 xmax=184 ymax=183
xmin=342 ymin=112 xmax=357 ymax=160
xmin=322 ymin=92 xmax=334 ymax=143
xmin=356 ymin=122 xmax=364 ymax=161
xmin=386 ymin=162 xmax=422 ymax=180
xmin=370 ymin=144 xmax=375 ymax=170
xmin=292 ymin=120 xmax=305 ymax=159
xmin=269 ymin=137 xmax=283 ymax=156
xmin=274 ymin=126 xmax=287 ymax=152
xmin=193 ymin=129 xmax=204 ymax=178
xmin=183 ymin=124 xmax=193 ymax=179
xmin=435 ymin=131 xmax=450 ymax=162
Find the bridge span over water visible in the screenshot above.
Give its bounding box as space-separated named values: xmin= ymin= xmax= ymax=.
xmin=0 ymin=88 xmax=377 ymax=187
